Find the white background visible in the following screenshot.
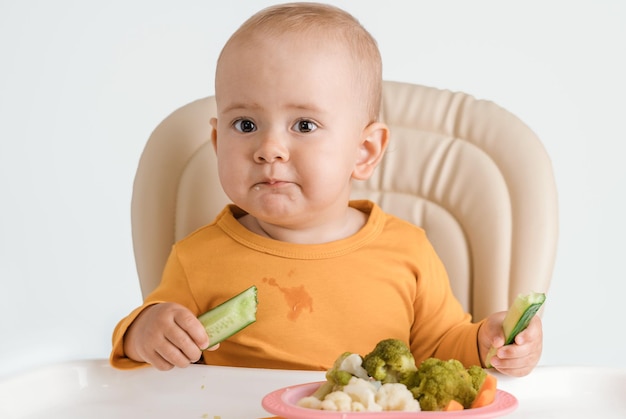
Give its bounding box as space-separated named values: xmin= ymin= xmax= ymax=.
xmin=1 ymin=0 xmax=625 ymax=378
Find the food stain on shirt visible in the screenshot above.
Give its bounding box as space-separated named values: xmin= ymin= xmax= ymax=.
xmin=262 ymin=277 xmax=313 ymax=321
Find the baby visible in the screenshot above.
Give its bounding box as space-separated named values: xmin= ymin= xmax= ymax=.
xmin=110 ymin=2 xmax=542 ymax=377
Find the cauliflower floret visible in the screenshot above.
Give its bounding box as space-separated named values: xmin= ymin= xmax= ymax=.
xmin=311 ymin=352 xmax=369 ymax=399
xmin=375 ymin=383 xmax=421 ymax=412
xmin=320 ymin=391 xmax=353 ymax=411
xmin=341 ymin=377 xmax=382 ymax=412
xmin=339 ymin=353 xmax=370 ymax=380
xmin=317 ymin=378 xmax=385 ymax=412
xmin=304 ymin=377 xmax=421 ymax=412
xmin=296 ymin=396 xmax=322 ymax=410
xmin=351 ymin=402 xmax=368 ymax=412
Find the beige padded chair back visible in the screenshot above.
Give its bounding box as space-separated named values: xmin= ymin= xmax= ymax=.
xmin=132 ymin=80 xmax=558 ymax=320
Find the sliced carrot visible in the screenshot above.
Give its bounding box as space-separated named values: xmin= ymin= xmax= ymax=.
xmin=471 ymin=373 xmax=498 ymax=408
xmin=443 ymin=399 xmax=464 ymax=411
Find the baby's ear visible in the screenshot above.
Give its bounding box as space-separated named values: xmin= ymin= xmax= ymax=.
xmin=210 ymin=118 xmax=218 ymax=152
xmin=352 ymin=121 xmax=389 ymax=180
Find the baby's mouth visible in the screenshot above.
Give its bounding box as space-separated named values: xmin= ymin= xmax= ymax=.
xmin=253 ymin=179 xmax=290 ymax=191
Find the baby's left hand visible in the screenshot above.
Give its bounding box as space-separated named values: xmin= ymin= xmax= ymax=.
xmin=478 ymin=312 xmax=543 ymax=377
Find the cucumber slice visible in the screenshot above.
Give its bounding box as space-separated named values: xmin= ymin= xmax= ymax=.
xmin=485 ymin=291 xmax=546 ymax=368
xmin=198 ymin=285 xmax=258 ymax=349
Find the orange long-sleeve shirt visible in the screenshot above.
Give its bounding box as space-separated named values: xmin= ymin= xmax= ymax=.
xmin=111 ymin=200 xmax=482 ymax=371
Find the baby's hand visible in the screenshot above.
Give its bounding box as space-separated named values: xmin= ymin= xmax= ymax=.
xmin=124 ymin=302 xmax=213 ymax=370
xmin=478 ymin=312 xmax=543 ymax=377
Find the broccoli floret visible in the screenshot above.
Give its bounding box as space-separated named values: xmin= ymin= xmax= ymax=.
xmin=467 ymin=364 xmax=487 ymax=392
xmin=410 ymin=358 xmax=479 ymax=411
xmin=361 ymin=339 xmax=417 ymax=386
xmin=312 ymin=352 xmax=369 ymax=399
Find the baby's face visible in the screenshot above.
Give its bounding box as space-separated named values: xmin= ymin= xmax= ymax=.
xmin=212 ymin=34 xmax=371 ymax=229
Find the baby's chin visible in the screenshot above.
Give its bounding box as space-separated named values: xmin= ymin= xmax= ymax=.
xmin=240 ymin=195 xmax=308 ymax=222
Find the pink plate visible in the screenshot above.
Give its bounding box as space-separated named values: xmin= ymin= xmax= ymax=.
xmin=262 ymin=381 xmax=518 ymax=419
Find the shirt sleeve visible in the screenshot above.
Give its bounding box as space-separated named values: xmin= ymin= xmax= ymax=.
xmin=409 ymin=237 xmax=483 ymax=367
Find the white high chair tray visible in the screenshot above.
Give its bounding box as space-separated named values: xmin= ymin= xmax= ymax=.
xmin=0 ymin=360 xmax=624 ymax=418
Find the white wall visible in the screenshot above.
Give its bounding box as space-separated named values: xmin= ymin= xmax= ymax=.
xmin=1 ymin=0 xmax=625 ymax=378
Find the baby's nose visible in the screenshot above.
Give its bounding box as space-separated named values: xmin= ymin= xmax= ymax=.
xmin=253 ymin=133 xmax=289 ymax=163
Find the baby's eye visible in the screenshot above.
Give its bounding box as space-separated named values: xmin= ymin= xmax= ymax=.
xmin=293 ymin=119 xmax=318 ymax=133
xmin=233 ymin=119 xmax=256 ymax=133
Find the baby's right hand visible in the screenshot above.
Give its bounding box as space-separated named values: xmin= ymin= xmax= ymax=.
xmin=123 ymin=302 xmax=212 ymax=370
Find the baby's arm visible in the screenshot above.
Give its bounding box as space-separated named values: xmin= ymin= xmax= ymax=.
xmin=478 ymin=312 xmax=543 ymax=377
xmin=124 ymin=302 xmax=212 ymax=371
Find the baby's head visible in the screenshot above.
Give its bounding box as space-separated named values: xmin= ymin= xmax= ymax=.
xmin=211 ymin=3 xmax=389 ymax=234
xmin=215 ymin=2 xmax=382 ymax=123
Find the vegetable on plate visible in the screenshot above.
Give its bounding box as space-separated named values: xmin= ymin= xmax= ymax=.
xmin=298 ymin=338 xmax=498 ymax=412
xmin=362 ymin=338 xmax=418 ymax=386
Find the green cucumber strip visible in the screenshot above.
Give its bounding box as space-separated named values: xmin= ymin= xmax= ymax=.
xmin=198 ymin=285 xmax=257 ymax=349
xmin=502 ymin=291 xmax=546 ymax=344
xmin=485 ymin=291 xmax=546 ymax=368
